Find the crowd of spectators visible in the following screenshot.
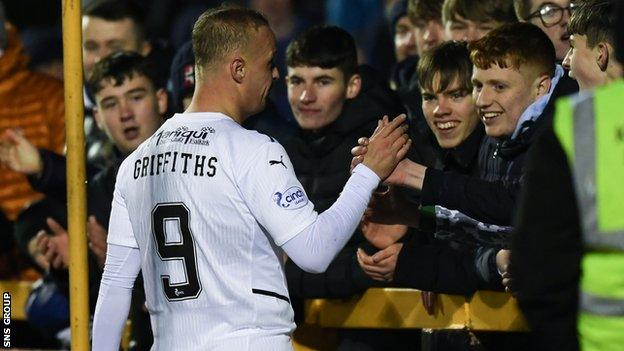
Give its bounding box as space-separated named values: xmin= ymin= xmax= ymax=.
xmin=0 ymin=0 xmax=621 ymax=350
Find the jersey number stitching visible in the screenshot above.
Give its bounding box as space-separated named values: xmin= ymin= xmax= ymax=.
xmin=151 ymin=203 xmax=203 ymax=301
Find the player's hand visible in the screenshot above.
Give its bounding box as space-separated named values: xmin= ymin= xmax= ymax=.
xmin=0 ymin=129 xmax=43 ymax=175
xmin=362 ymin=114 xmax=411 ymax=180
xmin=360 ymin=221 xmax=408 ymax=249
xmin=356 ymin=243 xmax=403 ymax=282
xmin=87 ymin=216 xmax=108 ymax=269
xmin=496 ymin=249 xmax=514 ymax=293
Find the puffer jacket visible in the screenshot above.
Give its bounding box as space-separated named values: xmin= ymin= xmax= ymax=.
xmin=283 ymin=65 xmax=406 ymax=300
xmin=0 ymin=25 xmax=65 ymax=220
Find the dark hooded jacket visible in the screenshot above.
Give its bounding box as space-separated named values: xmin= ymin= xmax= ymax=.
xmin=284 ymin=65 xmax=405 ymax=300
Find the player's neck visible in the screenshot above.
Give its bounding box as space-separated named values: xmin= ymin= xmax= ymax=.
xmin=186 ymin=86 xmax=244 ymax=124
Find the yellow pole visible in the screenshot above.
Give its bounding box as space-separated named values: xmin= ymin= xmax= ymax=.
xmin=61 ymin=0 xmax=89 ymax=349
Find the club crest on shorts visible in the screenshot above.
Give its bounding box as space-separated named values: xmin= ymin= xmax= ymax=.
xmin=273 ymin=186 xmax=308 ymax=209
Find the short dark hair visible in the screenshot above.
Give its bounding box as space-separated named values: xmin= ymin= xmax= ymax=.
xmin=513 ymin=0 xmax=533 ymax=20
xmin=469 ymin=22 xmax=556 ymax=78
xmin=87 ymin=51 xmax=160 ymax=97
xmin=417 ymin=41 xmax=473 ymax=94
xmin=568 ymin=0 xmax=616 ymax=48
xmin=286 ymin=25 xmax=358 ymax=79
xmin=408 ymin=0 xmax=444 ymax=24
xmin=443 ymin=0 xmax=518 ymax=24
xmin=83 ymin=0 xmax=147 ymax=42
xmin=192 ymin=6 xmax=268 ymax=74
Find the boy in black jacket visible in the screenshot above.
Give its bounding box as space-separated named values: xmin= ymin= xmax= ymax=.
xmin=281 ymin=25 xmax=414 ymax=350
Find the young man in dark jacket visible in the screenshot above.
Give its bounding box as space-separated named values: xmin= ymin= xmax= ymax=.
xmin=281 ymin=25 xmax=413 ymax=350
xmin=356 ymin=41 xmax=490 ymax=293
xmin=283 ymin=25 xmax=404 ymax=297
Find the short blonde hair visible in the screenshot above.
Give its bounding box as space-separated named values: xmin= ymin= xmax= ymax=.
xmin=192 ymin=7 xmax=269 ymax=73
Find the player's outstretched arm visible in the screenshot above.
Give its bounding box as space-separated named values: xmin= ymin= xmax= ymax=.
xmin=282 ymin=116 xmax=411 ymax=273
xmin=92 ymin=244 xmax=141 ymax=351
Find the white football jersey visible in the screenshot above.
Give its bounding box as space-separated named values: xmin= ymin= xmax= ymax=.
xmin=107 ymin=112 xmax=318 ymax=350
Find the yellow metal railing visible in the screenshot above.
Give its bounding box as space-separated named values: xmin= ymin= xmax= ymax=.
xmin=0 ymin=283 xmax=528 ymax=332
xmin=2 ymin=281 xmax=527 ymax=351
xmin=303 ymin=288 xmax=528 ymax=331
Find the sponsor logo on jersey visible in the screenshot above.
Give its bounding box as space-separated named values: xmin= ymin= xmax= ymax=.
xmin=155 ymin=126 xmax=214 ymax=146
xmin=273 ymin=186 xmax=308 ymax=209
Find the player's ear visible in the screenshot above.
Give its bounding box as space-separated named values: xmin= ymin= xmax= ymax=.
xmin=230 ymin=56 xmax=245 ymax=83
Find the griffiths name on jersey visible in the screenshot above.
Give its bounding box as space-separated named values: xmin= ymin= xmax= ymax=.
xmin=132 ymin=151 xmax=218 ymax=179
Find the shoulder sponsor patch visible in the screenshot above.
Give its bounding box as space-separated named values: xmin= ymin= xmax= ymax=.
xmin=273 ymin=186 xmax=308 ymax=210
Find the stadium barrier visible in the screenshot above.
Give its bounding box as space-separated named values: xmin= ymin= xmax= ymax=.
xmin=293 ymin=288 xmax=528 ymax=350
xmin=303 ymin=288 xmax=528 ymax=330
xmin=0 ymin=281 xmax=527 ymax=350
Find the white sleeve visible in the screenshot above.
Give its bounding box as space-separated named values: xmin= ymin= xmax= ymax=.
xmin=237 ymin=140 xmax=318 ymax=246
xmin=281 ymin=164 xmax=380 ymax=273
xmin=92 ymin=244 xmax=141 ymax=351
xmin=106 ymin=170 xmax=138 ymax=248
